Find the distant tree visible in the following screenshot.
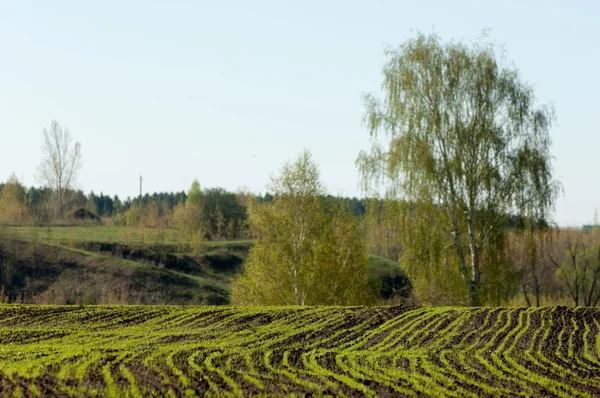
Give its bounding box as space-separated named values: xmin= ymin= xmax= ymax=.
xmin=98 ymin=192 xmax=114 ymax=217
xmin=113 ymin=195 xmax=123 ymax=214
xmin=231 ymin=150 xmax=374 ymax=305
xmin=125 ymin=203 xmax=144 ymax=226
xmin=86 ymin=191 xmax=98 ymax=215
xmin=0 ymin=174 xmax=30 ymax=224
xmin=170 ymin=180 xmax=207 ymax=255
xmin=358 ymin=33 xmax=559 ymax=306
xmin=547 ymin=227 xmax=600 ymax=307
xmin=36 ymin=120 xmax=82 ymax=218
xmin=507 ymin=220 xmax=556 ymax=307
xmin=200 ymin=188 xmax=247 ymax=240
xmin=213 ymin=205 xmax=225 ymax=240
xmin=364 ymin=198 xmax=403 ymax=261
xmin=187 ymin=179 xmax=202 ymax=207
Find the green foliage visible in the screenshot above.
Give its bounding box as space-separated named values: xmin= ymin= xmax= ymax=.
xmin=368 ymin=255 xmax=412 ymax=301
xmin=196 ymin=188 xmax=248 ymax=240
xmin=232 ymin=150 xmax=374 ymax=305
xmin=125 ymin=204 xmax=144 ymax=226
xmin=364 ymin=199 xmax=403 ymax=261
xmin=400 ymin=201 xmax=469 ymax=305
xmin=187 ymin=179 xmax=202 ymax=206
xmin=358 ymin=32 xmax=559 ymax=306
xmin=0 ymin=174 xmax=30 ymax=224
xmin=81 ymin=286 xmax=98 ymax=305
xmin=548 ymin=228 xmax=600 ymax=307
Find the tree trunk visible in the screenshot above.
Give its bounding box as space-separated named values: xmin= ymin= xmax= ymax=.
xmin=534 ymin=278 xmax=540 ymax=307
xmin=522 ymin=280 xmax=531 ymax=307
xmin=451 ymin=225 xmax=479 ymax=306
xmin=467 ymin=215 xmax=481 ymax=307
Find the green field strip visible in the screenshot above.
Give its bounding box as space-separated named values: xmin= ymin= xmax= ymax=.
xmin=118 ymin=362 xmax=141 ymax=398
xmin=449 ymin=308 xmax=496 ymax=350
xmin=220 ymin=351 xmax=268 ymax=392
xmin=372 ymin=308 xmax=449 ymax=352
xmin=203 ymin=351 xmax=243 ymax=396
xmin=391 ymin=351 xmax=463 ymax=397
xmin=393 ymin=310 xmax=456 ymax=348
xmin=582 ymin=316 xmax=600 ymax=366
xmin=539 ymin=308 xmax=600 ymax=385
xmin=101 ymin=352 xmax=131 ymax=398
xmin=438 ymin=348 xmax=523 ymax=396
xmin=302 ymin=348 xmax=377 ymax=396
xmin=357 ymin=352 xmax=421 ymax=396
xmin=164 ymin=349 xmax=194 ymax=391
xmin=433 ymin=309 xmax=532 ymax=396
xmin=471 ymin=308 xmax=535 ymax=392
xmin=569 ymin=311 xmax=600 ymax=372
xmin=394 ymin=349 xmax=479 ymax=397
xmin=279 ymin=349 xmax=341 ymax=392
xmin=411 ymin=308 xmax=476 ymax=349
xmin=245 ymin=310 xmax=351 ymax=352
xmin=413 ymin=349 xmax=482 ymax=397
xmin=283 ymin=349 xmax=343 ymax=392
xmin=349 ymin=307 xmax=433 ymax=351
xmin=554 ymin=309 xmax=569 ymax=363
xmin=262 ymin=349 xmax=328 ymax=394
xmin=186 ymin=349 xmax=221 ymax=395
xmin=344 ymin=307 xmax=431 ymax=351
xmin=594 ymin=317 xmax=600 ymax=357
xmin=523 ymin=308 xmax=598 ymax=396
xmin=303 ymin=308 xmax=384 ymax=350
xmin=500 ymin=308 xmax=587 ymax=397
xmin=333 ymin=352 xmax=405 ymax=396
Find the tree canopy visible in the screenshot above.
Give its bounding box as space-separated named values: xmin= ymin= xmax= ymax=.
xmin=231 ymin=150 xmax=374 ymax=305
xmin=358 ymin=33 xmax=559 ymax=306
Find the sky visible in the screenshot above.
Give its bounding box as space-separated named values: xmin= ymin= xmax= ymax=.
xmin=0 ymin=0 xmax=598 ymax=226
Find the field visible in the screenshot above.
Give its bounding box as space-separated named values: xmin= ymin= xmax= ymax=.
xmin=0 ymin=306 xmax=599 ymax=397
xmin=0 ymin=225 xmax=253 ymax=247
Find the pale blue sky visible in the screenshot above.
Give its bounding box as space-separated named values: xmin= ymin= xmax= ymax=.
xmin=0 ymin=0 xmax=598 ymax=226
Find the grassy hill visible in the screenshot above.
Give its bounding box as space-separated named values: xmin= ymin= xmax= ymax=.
xmin=0 ymin=226 xmax=411 ymax=305
xmin=0 ymin=305 xmax=598 ymax=396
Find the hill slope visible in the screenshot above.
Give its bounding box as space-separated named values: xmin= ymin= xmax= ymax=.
xmin=0 ymin=238 xmax=230 ymax=305
xmin=0 ymin=226 xmax=412 ymax=305
xmin=0 ymin=305 xmax=599 ymax=396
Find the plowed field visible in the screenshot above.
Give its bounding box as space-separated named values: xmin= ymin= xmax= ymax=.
xmin=0 ymin=305 xmax=599 ymax=397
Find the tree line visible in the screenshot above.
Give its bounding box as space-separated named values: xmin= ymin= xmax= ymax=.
xmin=0 ymin=175 xmax=369 ymax=241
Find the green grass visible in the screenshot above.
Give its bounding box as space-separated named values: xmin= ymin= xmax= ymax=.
xmin=0 ymin=305 xmax=598 ymax=396
xmin=0 ymin=225 xmax=252 ymax=248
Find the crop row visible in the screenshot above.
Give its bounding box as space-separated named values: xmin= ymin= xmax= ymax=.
xmin=0 ymin=305 xmax=598 ymax=396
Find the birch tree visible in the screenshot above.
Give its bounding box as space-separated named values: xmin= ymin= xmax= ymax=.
xmin=231 ymin=150 xmax=372 ymax=305
xmin=36 ymin=120 xmax=82 ymax=218
xmin=358 ymin=33 xmax=559 ymax=305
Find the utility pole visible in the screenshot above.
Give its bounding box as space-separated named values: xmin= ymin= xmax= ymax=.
xmin=139 ymin=175 xmax=143 ymax=200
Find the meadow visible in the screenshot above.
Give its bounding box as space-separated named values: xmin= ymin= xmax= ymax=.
xmin=0 ymin=225 xmax=252 ymax=248
xmin=0 ymin=305 xmax=599 ymax=396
